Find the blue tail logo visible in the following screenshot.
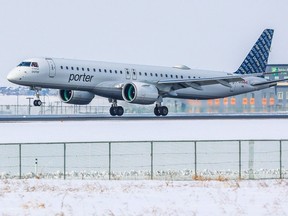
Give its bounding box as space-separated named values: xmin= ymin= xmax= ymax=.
xmin=234 ymin=29 xmax=274 ymax=74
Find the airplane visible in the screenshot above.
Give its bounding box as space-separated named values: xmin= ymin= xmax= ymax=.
xmin=7 ymin=29 xmax=287 ymax=116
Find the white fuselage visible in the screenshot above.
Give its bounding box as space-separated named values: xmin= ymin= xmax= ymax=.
xmin=7 ymin=57 xmax=269 ymax=101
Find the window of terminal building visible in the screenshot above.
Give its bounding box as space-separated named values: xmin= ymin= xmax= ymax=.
xmin=277 ymin=92 xmax=283 ymax=100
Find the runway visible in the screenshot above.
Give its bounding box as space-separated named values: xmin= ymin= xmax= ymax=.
xmin=1 ymin=113 xmax=288 ymax=121
xmin=1 ymin=114 xmax=288 ymax=143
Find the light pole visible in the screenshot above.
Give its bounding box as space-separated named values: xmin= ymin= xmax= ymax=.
xmin=26 ymin=97 xmax=33 ymax=115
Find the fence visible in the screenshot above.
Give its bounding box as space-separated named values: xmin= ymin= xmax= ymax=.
xmin=0 ymin=140 xmax=287 ymax=180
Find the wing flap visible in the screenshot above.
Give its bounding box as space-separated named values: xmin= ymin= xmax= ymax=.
xmin=158 ymin=76 xmax=244 ymax=90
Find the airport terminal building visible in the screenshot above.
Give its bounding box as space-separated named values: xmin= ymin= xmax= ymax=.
xmin=176 ymin=64 xmax=288 ymax=114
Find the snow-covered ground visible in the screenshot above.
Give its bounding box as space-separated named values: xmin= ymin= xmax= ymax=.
xmin=0 ymin=179 xmax=288 ymax=215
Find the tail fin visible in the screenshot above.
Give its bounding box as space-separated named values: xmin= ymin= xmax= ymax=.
xmin=234 ymin=29 xmax=274 ymax=74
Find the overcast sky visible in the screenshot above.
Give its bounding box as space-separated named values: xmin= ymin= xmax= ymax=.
xmin=1 ymin=0 xmax=288 ymax=86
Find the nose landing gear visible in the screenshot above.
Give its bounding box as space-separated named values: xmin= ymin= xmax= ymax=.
xmin=31 ymin=87 xmax=42 ymax=106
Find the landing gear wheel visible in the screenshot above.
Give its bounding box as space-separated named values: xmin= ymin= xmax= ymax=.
xmin=161 ymin=106 xmax=168 ymax=116
xmin=116 ymin=106 xmax=124 ymax=116
xmin=154 ymin=107 xmax=161 ymax=116
xmin=154 ymin=106 xmax=169 ymax=116
xmin=33 ymin=100 xmax=42 ymax=106
xmin=109 ymin=106 xmax=124 ymax=116
xmin=109 ymin=107 xmax=118 ymax=116
xmin=108 ymin=99 xmax=124 ymax=117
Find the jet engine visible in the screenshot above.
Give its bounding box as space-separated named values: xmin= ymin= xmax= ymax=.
xmin=59 ymin=90 xmax=95 ymax=105
xmin=122 ymin=82 xmax=159 ymax=104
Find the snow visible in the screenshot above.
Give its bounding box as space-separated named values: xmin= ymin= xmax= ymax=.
xmin=1 ymin=118 xmax=288 ymax=144
xmin=0 ymin=179 xmax=288 ymax=215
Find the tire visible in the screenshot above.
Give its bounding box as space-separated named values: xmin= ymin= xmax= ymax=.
xmin=117 ymin=106 xmax=124 ymax=116
xmin=109 ymin=107 xmax=117 ymax=116
xmin=161 ymin=106 xmax=168 ymax=116
xmin=33 ymin=100 xmax=42 ymax=106
xmin=36 ymin=100 xmax=42 ymax=106
xmin=154 ymin=107 xmax=161 ymax=116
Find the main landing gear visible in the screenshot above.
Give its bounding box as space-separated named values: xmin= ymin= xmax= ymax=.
xmin=109 ymin=99 xmax=124 ymax=116
xmin=154 ymin=96 xmax=168 ymax=116
xmin=154 ymin=105 xmax=168 ymax=116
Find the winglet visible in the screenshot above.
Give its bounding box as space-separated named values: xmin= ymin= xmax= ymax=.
xmin=234 ymin=29 xmax=274 ymax=74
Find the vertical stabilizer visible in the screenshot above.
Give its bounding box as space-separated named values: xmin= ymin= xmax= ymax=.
xmin=234 ymin=29 xmax=274 ymax=74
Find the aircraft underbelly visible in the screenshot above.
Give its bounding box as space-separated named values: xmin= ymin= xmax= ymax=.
xmin=173 ymin=85 xmax=235 ymax=99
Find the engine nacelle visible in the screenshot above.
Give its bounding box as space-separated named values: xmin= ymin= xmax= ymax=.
xmin=122 ymin=82 xmax=159 ymax=105
xmin=59 ymin=90 xmax=95 ymax=105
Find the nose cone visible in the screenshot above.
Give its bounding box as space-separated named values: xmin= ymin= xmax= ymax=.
xmin=7 ymin=68 xmax=20 ymax=84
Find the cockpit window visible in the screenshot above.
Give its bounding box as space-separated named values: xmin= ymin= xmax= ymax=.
xmin=18 ymin=62 xmax=31 ymax=67
xmin=17 ymin=62 xmax=39 ymax=67
xmin=31 ymin=62 xmax=39 ymax=67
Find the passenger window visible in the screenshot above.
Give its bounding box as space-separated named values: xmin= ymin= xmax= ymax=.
xmin=115 ymin=70 xmax=117 ymax=74
xmin=93 ymin=68 xmax=96 ymax=72
xmin=139 ymin=72 xmax=142 ymax=76
xmin=150 ymin=73 xmax=153 ymax=76
xmin=77 ymin=67 xmax=79 ymax=71
xmin=110 ymin=70 xmax=112 ymax=73
xmin=176 ymin=75 xmax=178 ymax=79
xmin=160 ymin=74 xmax=163 ymax=77
xmin=104 ymin=69 xmax=107 ymax=73
xmin=120 ymin=71 xmax=123 ymax=74
xmin=165 ymin=74 xmax=168 ymax=78
xmin=87 ymin=68 xmax=90 ymax=71
xmin=71 ymin=67 xmax=74 ymax=70
xmin=82 ymin=68 xmax=84 ymax=71
xmin=145 ymin=72 xmax=147 ymax=76
xmin=188 ymin=76 xmax=191 ymax=79
xmin=181 ymin=75 xmax=183 ymax=79
xmin=66 ymin=66 xmax=69 ymax=70
xmin=171 ymin=75 xmax=173 ymax=78
xmin=155 ymin=73 xmax=158 ymax=77
xmin=61 ymin=66 xmax=63 ymax=69
xmin=99 ymin=69 xmax=101 ymax=72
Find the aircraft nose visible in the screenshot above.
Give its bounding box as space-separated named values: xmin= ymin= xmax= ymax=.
xmin=7 ymin=68 xmax=20 ymax=83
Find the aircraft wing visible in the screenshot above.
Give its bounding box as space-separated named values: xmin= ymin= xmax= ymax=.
xmin=157 ymin=75 xmax=244 ymax=90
